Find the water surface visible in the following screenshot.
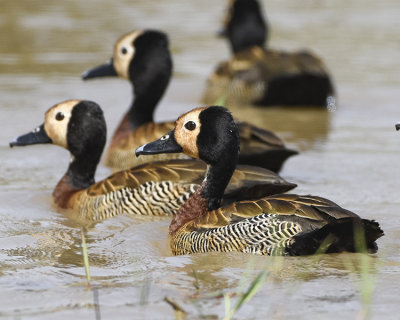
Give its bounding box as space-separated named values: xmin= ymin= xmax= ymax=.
xmin=1 ymin=0 xmax=400 ymax=319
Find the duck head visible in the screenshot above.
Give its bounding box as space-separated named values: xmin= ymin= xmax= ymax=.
xmin=10 ymin=100 xmax=106 ymax=188
xmin=10 ymin=100 xmax=106 ymax=153
xmin=81 ymin=30 xmax=172 ymax=92
xmin=136 ymin=106 xmax=240 ymax=166
xmin=396 ymin=122 xmax=400 ymax=131
xmin=81 ymin=30 xmax=172 ymax=128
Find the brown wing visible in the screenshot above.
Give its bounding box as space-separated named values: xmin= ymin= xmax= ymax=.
xmin=232 ymin=48 xmax=331 ymax=81
xmin=223 ymin=164 xmax=296 ymax=202
xmin=88 ymin=160 xmax=206 ymax=196
xmin=237 ymin=120 xmax=284 ymax=148
xmin=196 ymin=194 xmax=359 ymax=229
xmin=236 ymin=120 xmax=298 ymax=172
xmin=260 ymin=50 xmax=329 ymax=80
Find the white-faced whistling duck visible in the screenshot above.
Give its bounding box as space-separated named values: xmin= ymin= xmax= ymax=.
xmin=81 ymin=29 xmax=297 ymax=173
xmin=202 ymin=0 xmax=335 ymax=108
xmin=136 ymin=106 xmax=383 ymax=255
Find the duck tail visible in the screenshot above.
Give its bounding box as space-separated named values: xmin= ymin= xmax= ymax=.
xmin=288 ymin=218 xmax=384 ymax=256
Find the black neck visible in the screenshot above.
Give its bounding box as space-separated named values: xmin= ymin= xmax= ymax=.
xmin=128 ymin=82 xmax=167 ymax=129
xmin=127 ymin=37 xmax=172 ymax=130
xmin=63 ymin=100 xmax=106 ymax=190
xmin=65 ymin=153 xmax=99 ymax=189
xmin=201 ymin=157 xmax=237 ymax=211
xmin=228 ymin=0 xmax=267 ymax=53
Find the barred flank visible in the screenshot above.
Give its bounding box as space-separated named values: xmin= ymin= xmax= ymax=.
xmin=172 ymin=214 xmax=302 ymax=255
xmin=78 ymin=181 xmax=198 ymax=221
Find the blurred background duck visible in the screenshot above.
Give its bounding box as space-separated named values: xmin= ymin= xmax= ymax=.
xmin=82 ymin=29 xmax=297 ymax=173
xmin=136 ymin=106 xmax=383 ymax=255
xmin=9 ymin=100 xmax=296 ymax=221
xmin=202 ymin=0 xmax=335 ymax=108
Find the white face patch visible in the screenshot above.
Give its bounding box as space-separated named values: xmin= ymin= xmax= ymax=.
xmin=113 ymin=30 xmax=143 ymax=79
xmin=174 ymin=107 xmax=207 ymax=159
xmin=44 ymin=100 xmax=80 ymax=149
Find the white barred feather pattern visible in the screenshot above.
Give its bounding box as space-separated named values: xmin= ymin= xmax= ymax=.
xmin=172 ymin=214 xmax=302 ymax=255
xmin=78 ymin=181 xmax=198 ymax=221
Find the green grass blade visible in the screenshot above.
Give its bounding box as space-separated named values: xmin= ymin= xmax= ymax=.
xmin=232 ymin=270 xmax=267 ymax=314
xmin=214 ymin=94 xmax=228 ymax=107
xmin=192 ymin=269 xmax=200 ymax=292
xmin=224 ymin=293 xmax=232 ymax=320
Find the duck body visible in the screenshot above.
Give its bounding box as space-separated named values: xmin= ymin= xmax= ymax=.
xmin=82 ymin=30 xmax=297 ymax=172
xmin=170 ymin=193 xmax=382 ymax=255
xmin=203 ymin=0 xmax=334 ymax=107
xmin=202 ymin=47 xmax=334 ymax=107
xmin=9 ymin=100 xmax=296 ymax=221
xmin=136 ymin=106 xmax=383 ymax=255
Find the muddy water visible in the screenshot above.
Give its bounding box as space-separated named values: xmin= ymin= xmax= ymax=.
xmin=1 ymin=0 xmax=400 ymax=319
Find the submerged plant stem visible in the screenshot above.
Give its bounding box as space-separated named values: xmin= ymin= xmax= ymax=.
xmin=81 ymin=227 xmax=91 ymax=284
xmin=164 ymin=296 xmax=187 ymax=320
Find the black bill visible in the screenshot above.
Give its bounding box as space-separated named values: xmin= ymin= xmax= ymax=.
xmin=9 ymin=124 xmax=52 ymax=147
xmin=81 ymin=59 xmax=117 ymax=80
xmin=136 ymin=130 xmax=183 ymax=156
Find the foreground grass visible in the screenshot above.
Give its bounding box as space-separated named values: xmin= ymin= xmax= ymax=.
xmin=80 ymin=227 xmax=101 ymax=320
xmin=79 ymin=226 xmax=379 ymax=320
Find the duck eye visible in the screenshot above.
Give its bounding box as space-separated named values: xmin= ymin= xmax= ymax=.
xmin=55 ymin=112 xmax=65 ymax=121
xmin=184 ymin=121 xmax=196 ymax=131
xmin=121 ymin=47 xmax=128 ymax=55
